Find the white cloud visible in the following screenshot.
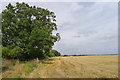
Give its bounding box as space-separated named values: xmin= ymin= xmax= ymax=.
xmin=53 ymin=2 xmax=118 ymax=55
xmin=70 ymin=3 xmax=83 ymax=11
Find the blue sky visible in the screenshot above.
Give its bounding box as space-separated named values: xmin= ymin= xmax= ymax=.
xmin=1 ymin=2 xmax=118 ymax=55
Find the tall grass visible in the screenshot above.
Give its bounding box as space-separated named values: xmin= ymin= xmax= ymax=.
xmin=23 ymin=62 xmax=36 ymax=74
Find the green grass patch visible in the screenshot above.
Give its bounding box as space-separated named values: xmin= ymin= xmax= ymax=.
xmin=23 ymin=62 xmax=37 ymax=74
xmin=43 ymin=64 xmax=48 ymax=66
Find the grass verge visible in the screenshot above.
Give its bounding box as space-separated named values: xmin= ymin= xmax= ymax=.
xmin=23 ymin=62 xmax=37 ymax=74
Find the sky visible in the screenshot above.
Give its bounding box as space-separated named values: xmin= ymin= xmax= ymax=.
xmin=1 ymin=2 xmax=118 ymax=55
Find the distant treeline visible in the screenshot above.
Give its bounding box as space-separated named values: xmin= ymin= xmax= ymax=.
xmin=62 ymin=54 xmax=117 ymax=56
xmin=62 ymin=55 xmax=87 ymax=56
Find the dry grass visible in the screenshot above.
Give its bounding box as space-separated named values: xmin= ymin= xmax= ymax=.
xmin=2 ymin=55 xmax=118 ymax=78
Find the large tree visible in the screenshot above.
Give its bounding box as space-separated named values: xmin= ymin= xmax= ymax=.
xmin=2 ymin=2 xmax=60 ymax=60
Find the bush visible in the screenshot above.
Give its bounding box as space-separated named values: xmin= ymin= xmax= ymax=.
xmin=2 ymin=47 xmax=10 ymax=58
xmin=50 ymin=50 xmax=61 ymax=56
xmin=63 ymin=55 xmax=68 ymax=56
xmin=9 ymin=46 xmax=23 ymax=59
xmin=2 ymin=46 xmax=24 ymax=60
xmin=48 ymin=52 xmax=55 ymax=57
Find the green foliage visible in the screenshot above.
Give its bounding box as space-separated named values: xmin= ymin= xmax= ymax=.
xmin=63 ymin=55 xmax=68 ymax=56
xmin=23 ymin=62 xmax=36 ymax=73
xmin=2 ymin=47 xmax=10 ymax=58
xmin=2 ymin=2 xmax=60 ymax=60
xmin=2 ymin=46 xmax=24 ymax=59
xmin=9 ymin=46 xmax=23 ymax=59
xmin=50 ymin=50 xmax=61 ymax=56
xmin=48 ymin=52 xmax=55 ymax=57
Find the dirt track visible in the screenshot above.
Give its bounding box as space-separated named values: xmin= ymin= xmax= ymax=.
xmin=28 ymin=55 xmax=118 ymax=78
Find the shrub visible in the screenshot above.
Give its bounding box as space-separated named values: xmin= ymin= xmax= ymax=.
xmin=63 ymin=55 xmax=68 ymax=56
xmin=2 ymin=47 xmax=10 ymax=58
xmin=48 ymin=52 xmax=55 ymax=57
xmin=2 ymin=46 xmax=24 ymax=60
xmin=9 ymin=46 xmax=23 ymax=59
xmin=50 ymin=50 xmax=61 ymax=56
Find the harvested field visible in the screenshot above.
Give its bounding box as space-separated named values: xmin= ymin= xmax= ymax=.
xmin=2 ymin=55 xmax=118 ymax=78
